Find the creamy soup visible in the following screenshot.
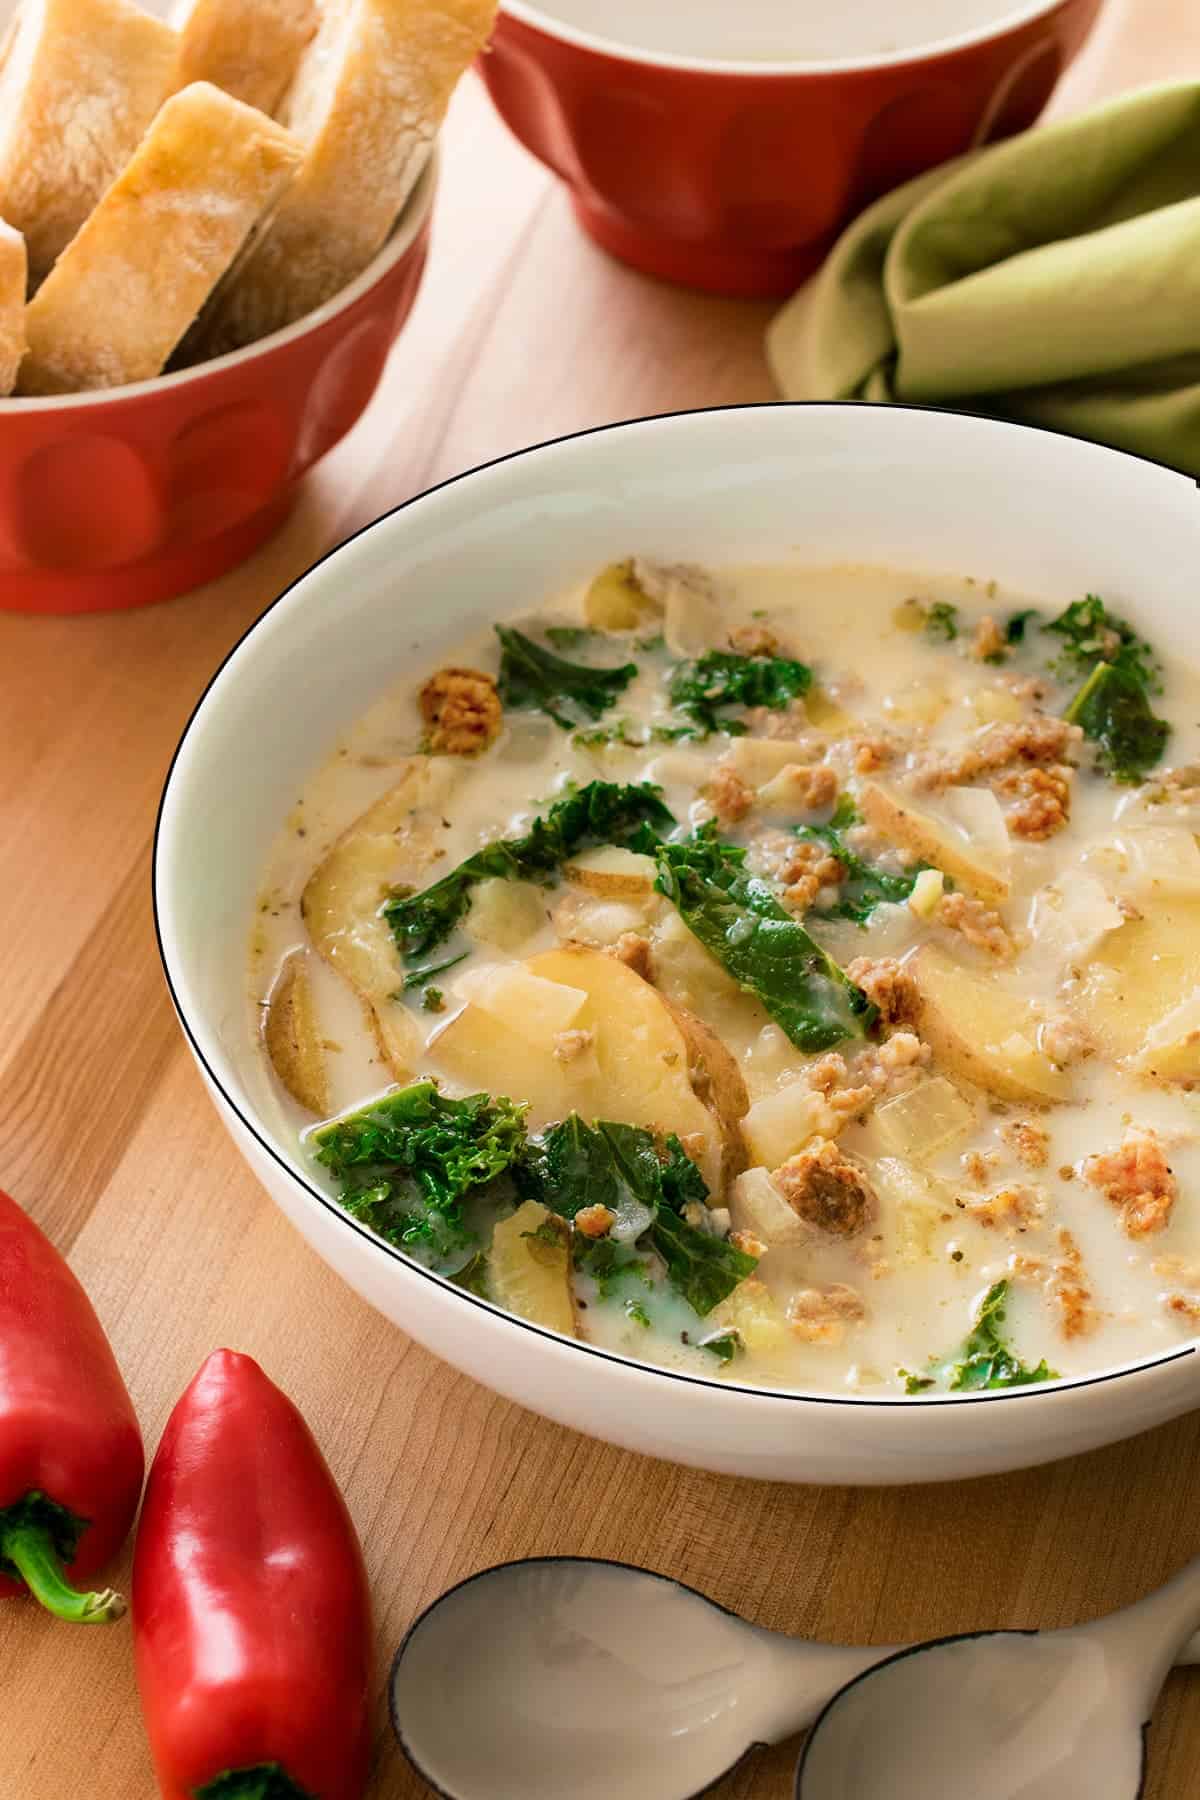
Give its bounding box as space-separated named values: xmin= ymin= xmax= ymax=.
xmin=251 ymin=561 xmax=1200 ymax=1395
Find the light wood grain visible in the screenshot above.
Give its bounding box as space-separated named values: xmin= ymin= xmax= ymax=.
xmin=3 ymin=2 xmax=1200 ymax=1794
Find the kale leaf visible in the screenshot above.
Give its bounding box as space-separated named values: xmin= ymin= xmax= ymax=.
xmin=654 ymin=830 xmax=876 ymax=1051
xmin=796 ymin=794 xmax=924 ymax=927
xmin=648 ymin=1202 xmax=757 ymax=1318
xmin=1005 ymin=608 xmax=1039 ymax=644
xmin=1044 ymin=595 xmax=1161 ymax=691
xmin=924 ymin=602 xmax=959 ymax=642
xmin=399 ymin=951 xmax=468 ymax=993
xmin=516 ymin=1113 xmax=626 ymax=1222
xmin=668 ymin=649 xmax=812 ymax=737
xmin=698 ymin=1329 xmax=741 ymax=1363
xmin=519 ymin=1116 xmax=756 ymax=1316
xmin=384 ymin=780 xmax=675 ymax=962
xmin=573 ymin=719 xmax=697 ymax=749
xmin=496 ymin=624 xmax=636 ymax=729
xmin=1065 ymin=661 xmax=1171 ymax=785
xmin=1045 ymin=596 xmax=1169 ymax=783
xmin=904 ymin=1280 xmax=1056 ymax=1394
xmin=312 ymin=1081 xmax=527 ymax=1270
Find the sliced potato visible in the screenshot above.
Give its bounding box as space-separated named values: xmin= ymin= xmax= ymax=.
xmin=428 ymin=1004 xmax=578 ymax=1119
xmin=301 ymin=761 xmax=446 ymax=1080
xmin=263 ymin=950 xmax=328 ymax=1115
xmin=465 ymin=876 xmax=546 ymax=951
xmin=663 ymin=573 xmax=723 ymax=658
xmin=970 ymin=687 xmax=1024 ymax=726
xmin=729 ymin=1165 xmax=807 ymax=1247
xmin=453 ymin=963 xmax=588 ymax=1044
xmin=488 ymin=1202 xmax=576 ymax=1337
xmin=583 ymin=560 xmax=653 ymax=631
xmin=661 ymin=998 xmax=749 ymax=1182
xmin=563 ymin=845 xmax=657 ymax=898
xmin=1029 ymin=873 xmax=1125 ymax=969
xmin=756 ymin=764 xmax=829 ymax=820
xmin=741 ymin=1078 xmax=829 ymax=1168
xmin=531 ymin=946 xmax=726 ymax=1189
xmin=707 ymin=1276 xmax=789 ymax=1355
xmin=804 ymin=687 xmax=856 ymax=733
xmin=1077 ymin=899 xmax=1200 ymax=1060
xmin=861 ymin=782 xmax=1011 ymax=902
xmin=433 ymin=944 xmax=728 ymax=1190
xmin=882 ymin=678 xmax=949 ymax=728
xmin=724 ymin=737 xmax=817 ymax=785
xmin=911 ymin=946 xmax=1069 ymax=1103
xmin=1136 ymin=989 xmax=1200 ymax=1082
xmin=556 ymin=892 xmax=654 ymax=949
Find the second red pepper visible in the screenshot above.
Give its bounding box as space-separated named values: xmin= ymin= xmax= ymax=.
xmin=132 ymin=1349 xmax=374 ymax=1800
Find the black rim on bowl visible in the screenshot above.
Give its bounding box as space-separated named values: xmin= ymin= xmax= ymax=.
xmin=152 ymin=401 xmax=1199 ymax=1412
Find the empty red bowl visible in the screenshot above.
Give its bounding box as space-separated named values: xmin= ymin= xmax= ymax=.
xmin=481 ymin=0 xmax=1104 ymax=298
xmin=0 ymin=155 xmax=436 ymax=616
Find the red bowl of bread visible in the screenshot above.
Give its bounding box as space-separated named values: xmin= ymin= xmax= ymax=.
xmin=481 ymin=0 xmax=1104 ymax=299
xmin=0 ymin=0 xmax=494 ymax=614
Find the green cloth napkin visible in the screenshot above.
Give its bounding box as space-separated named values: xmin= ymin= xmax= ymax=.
xmin=766 ymin=82 xmax=1200 ymax=476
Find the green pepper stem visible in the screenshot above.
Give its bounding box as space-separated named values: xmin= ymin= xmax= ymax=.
xmin=0 ymin=1517 xmax=125 ymax=1624
xmin=195 ymin=1765 xmax=314 ymax=1800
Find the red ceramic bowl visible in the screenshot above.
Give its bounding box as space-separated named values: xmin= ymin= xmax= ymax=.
xmin=481 ymin=0 xmax=1104 ymax=298
xmin=0 ymin=154 xmax=436 ymax=615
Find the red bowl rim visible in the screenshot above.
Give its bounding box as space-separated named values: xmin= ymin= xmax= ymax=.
xmin=500 ymin=0 xmax=1082 ymax=76
xmin=0 ymin=145 xmax=439 ymax=414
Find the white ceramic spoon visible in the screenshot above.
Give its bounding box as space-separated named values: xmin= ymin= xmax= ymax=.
xmin=388 ymin=1556 xmax=1200 ymax=1800
xmin=796 ymin=1553 xmax=1200 ymax=1800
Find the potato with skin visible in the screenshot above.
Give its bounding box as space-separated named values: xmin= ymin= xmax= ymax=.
xmin=583 ymin=560 xmax=652 ymax=631
xmin=431 ymin=944 xmax=734 ymax=1192
xmin=661 ymin=997 xmax=749 ymax=1184
xmin=861 ymin=782 xmax=1011 ymax=902
xmin=301 ymin=759 xmax=449 ymax=1081
xmin=488 ymin=1201 xmax=576 ymax=1337
xmin=911 ymin=946 xmax=1069 ymax=1103
xmin=263 ymin=950 xmax=327 ymax=1114
xmin=563 ymin=846 xmax=657 ymax=899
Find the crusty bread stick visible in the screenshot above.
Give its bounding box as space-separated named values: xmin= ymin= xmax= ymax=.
xmin=18 ymin=83 xmax=303 ymax=394
xmin=0 ymin=221 xmax=27 ymax=393
xmin=171 ymin=0 xmax=319 ymax=117
xmin=196 ymin=0 xmax=496 ymax=353
xmin=0 ymin=0 xmax=179 ymax=283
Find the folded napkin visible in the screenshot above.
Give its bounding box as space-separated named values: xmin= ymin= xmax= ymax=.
xmin=767 ymin=83 xmax=1200 ymax=477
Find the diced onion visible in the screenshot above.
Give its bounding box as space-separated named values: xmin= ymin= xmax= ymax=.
xmin=729 ymin=1165 xmax=807 ymax=1247
xmin=871 ymin=1076 xmax=975 ymax=1160
xmin=940 ymin=786 xmax=1011 ymax=874
xmin=741 ymin=1080 xmax=827 ymax=1169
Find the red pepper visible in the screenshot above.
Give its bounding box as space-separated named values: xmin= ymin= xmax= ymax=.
xmin=133 ymin=1350 xmax=374 ymax=1800
xmin=0 ymin=1187 xmax=144 ymax=1623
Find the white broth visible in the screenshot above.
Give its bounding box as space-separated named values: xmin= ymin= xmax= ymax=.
xmin=250 ymin=561 xmax=1200 ymax=1395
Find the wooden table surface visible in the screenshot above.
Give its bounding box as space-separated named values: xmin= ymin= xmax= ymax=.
xmin=4 ymin=4 xmax=1200 ymax=1794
